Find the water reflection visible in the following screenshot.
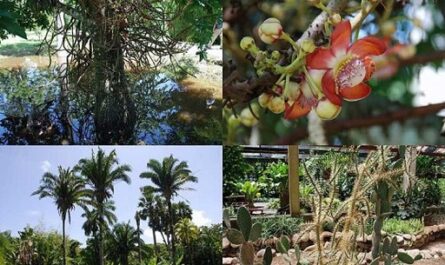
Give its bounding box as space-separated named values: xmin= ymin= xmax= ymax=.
xmin=0 ymin=66 xmax=221 ymax=144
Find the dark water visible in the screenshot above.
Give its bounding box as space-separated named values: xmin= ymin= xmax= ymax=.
xmin=0 ymin=67 xmax=221 ymax=145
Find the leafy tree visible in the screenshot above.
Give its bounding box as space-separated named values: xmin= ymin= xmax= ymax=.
xmin=140 ymin=155 xmax=197 ymax=264
xmin=32 ymin=166 xmax=86 ymax=265
xmin=175 ymin=218 xmax=199 ymax=265
xmin=75 ymin=148 xmax=131 ymax=265
xmin=223 ymin=146 xmax=252 ymax=197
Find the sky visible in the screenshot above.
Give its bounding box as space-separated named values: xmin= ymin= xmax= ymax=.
xmin=0 ymin=145 xmax=222 ymax=245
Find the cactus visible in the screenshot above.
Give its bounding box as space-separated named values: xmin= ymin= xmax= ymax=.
xmin=371 ymin=181 xmax=393 ymax=259
xmin=224 ymin=207 xmax=262 ymax=265
xmin=369 ymin=236 xmax=422 ymax=265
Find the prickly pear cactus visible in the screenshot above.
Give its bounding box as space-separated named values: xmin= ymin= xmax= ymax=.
xmin=225 ymin=207 xmax=262 ymax=265
xmin=369 ymin=236 xmax=422 ymax=265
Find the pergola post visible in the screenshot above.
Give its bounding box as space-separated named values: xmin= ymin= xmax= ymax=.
xmin=288 ymin=145 xmax=300 ymax=217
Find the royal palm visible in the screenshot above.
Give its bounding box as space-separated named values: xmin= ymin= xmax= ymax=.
xmin=140 ymin=155 xmax=197 ymax=263
xmin=76 ymin=148 xmax=131 ymax=265
xmin=32 ymin=166 xmax=85 ymax=265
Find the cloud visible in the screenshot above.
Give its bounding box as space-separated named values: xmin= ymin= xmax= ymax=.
xmin=142 ymin=228 xmax=164 ymax=244
xmin=40 ymin=160 xmax=51 ymax=172
xmin=26 ymin=210 xmax=42 ymax=217
xmin=192 ymin=210 xmax=212 ymax=227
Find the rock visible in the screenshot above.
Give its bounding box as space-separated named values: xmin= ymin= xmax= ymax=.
xmin=381 ymin=231 xmax=387 ymax=237
xmin=298 ymin=233 xmax=309 ymax=243
xmin=406 ymin=249 xmax=421 ymax=259
xmin=223 ymin=237 xmax=230 ymax=249
xmin=438 ymin=224 xmax=445 ymax=231
xmin=309 ymin=231 xmax=317 ymax=242
xmin=403 ymin=234 xmax=412 ymax=241
xmin=256 ymin=248 xmax=276 ymax=257
xmin=292 ymin=233 xmax=300 ymax=245
xmin=321 ymin=231 xmax=333 ymax=241
xmin=324 ymin=241 xmax=331 ymax=249
xmin=223 ymin=257 xmax=234 ymax=265
xmin=366 ymin=235 xmax=373 ymax=242
xmin=230 ymin=243 xmax=240 ymax=249
xmin=304 ymin=245 xmax=317 ymax=252
xmin=424 ymin=227 xmax=433 ymax=235
xmin=432 ymin=225 xmax=439 ymax=233
xmin=396 ymin=236 xmax=404 ymax=244
xmin=421 ymin=250 xmax=432 ymax=259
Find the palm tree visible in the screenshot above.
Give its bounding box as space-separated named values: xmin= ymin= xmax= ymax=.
xmin=138 ymin=187 xmax=160 ymax=255
xmin=75 ymin=148 xmax=131 ymax=265
xmin=32 ymin=166 xmax=85 ymax=265
xmin=175 ymin=218 xmax=199 ymax=265
xmin=134 ymin=212 xmax=142 ymax=264
xmin=140 ymin=155 xmax=197 ymax=263
xmin=107 ymin=223 xmax=140 ymax=265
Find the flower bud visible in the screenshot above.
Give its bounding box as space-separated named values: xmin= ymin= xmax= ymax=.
xmin=381 ymin=21 xmax=396 ymax=38
xmin=330 ymin=13 xmax=342 ymax=25
xmin=271 ymin=50 xmax=281 ymax=61
xmin=258 ymin=18 xmax=283 ymax=44
xmin=240 ymin=37 xmax=256 ymax=51
xmin=258 ymin=93 xmax=272 ymax=108
xmin=301 ymin=39 xmax=316 ymax=53
xmin=315 ymin=99 xmax=341 ymax=120
xmin=283 ymin=81 xmax=301 ymax=101
xmin=267 ymin=97 xmax=285 ymax=114
xmin=240 ymin=107 xmax=259 ymax=127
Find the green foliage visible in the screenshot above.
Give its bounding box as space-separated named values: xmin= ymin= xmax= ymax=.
xmin=237 ymin=181 xmax=261 ymax=206
xmin=191 ymin=225 xmax=222 ymax=265
xmin=0 ymin=1 xmax=27 ymax=39
xmin=382 ymin=218 xmax=423 ymax=235
xmin=370 ymin=236 xmax=422 ymax=265
xmin=392 ymin=178 xmax=442 ymax=219
xmin=257 ymin=161 xmax=288 ymax=198
xmin=223 ymin=146 xmax=252 ymax=197
xmin=161 ymin=58 xmax=199 ymax=82
xmin=255 ymin=216 xmax=302 ymax=239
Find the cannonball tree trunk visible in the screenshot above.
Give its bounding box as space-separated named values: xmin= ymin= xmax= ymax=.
xmin=89 ymin=1 xmax=136 ymax=144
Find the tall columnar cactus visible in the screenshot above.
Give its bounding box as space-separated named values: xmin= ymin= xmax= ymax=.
xmin=224 ymin=207 xmax=262 ymax=265
xmin=371 ymin=181 xmax=393 ymax=259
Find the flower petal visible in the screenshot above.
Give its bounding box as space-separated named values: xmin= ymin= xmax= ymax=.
xmin=321 ymin=70 xmax=342 ymax=106
xmin=306 ymin=48 xmax=335 ymax=69
xmin=348 ymin=36 xmax=387 ymax=57
xmin=284 ymin=101 xmax=311 ymax=120
xmin=331 ymin=20 xmax=351 ymax=55
xmin=340 ymin=82 xmax=371 ymax=101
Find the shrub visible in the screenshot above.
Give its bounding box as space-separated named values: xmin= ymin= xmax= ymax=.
xmin=255 ymin=216 xmax=303 ymax=238
xmin=382 ymin=218 xmax=423 ymax=235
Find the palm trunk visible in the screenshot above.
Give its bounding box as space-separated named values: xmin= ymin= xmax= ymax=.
xmin=62 ymin=214 xmax=67 ymax=265
xmin=152 ymin=227 xmax=158 ymax=256
xmin=167 ymin=199 xmax=176 ymax=264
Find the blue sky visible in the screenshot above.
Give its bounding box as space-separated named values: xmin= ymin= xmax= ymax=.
xmin=0 ymin=146 xmax=222 ymax=245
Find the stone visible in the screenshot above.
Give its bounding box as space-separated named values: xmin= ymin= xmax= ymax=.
xmin=256 ymin=248 xmax=276 ymax=258
xmin=298 ymin=233 xmax=309 ymax=243
xmin=403 ymin=234 xmax=412 ymax=241
xmin=230 ymin=243 xmax=240 ymax=249
xmin=304 ymin=245 xmax=317 ymax=252
xmin=421 ymin=250 xmax=432 ymax=259
xmin=396 ymin=235 xmax=404 ymax=244
xmin=321 ymin=231 xmax=333 ymax=241
xmin=432 ymin=225 xmax=439 ymax=233
xmin=292 ymin=233 xmax=300 ymax=245
xmin=438 ymin=224 xmax=445 ymax=231
xmin=223 ymin=237 xmax=230 ymax=249
xmin=406 ymin=249 xmax=421 ymax=259
xmin=309 ymin=231 xmax=317 ymax=242
xmin=223 ymin=257 xmax=234 ymax=265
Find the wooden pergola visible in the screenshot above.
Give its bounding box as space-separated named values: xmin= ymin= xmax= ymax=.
xmin=240 ymin=145 xmax=445 ymax=217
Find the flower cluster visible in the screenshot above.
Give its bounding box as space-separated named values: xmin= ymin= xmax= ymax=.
xmin=239 ymin=17 xmax=387 ymax=122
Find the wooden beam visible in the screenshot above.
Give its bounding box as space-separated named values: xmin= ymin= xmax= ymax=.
xmin=288 ymin=145 xmax=300 ymax=217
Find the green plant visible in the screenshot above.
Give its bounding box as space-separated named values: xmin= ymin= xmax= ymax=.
xmin=256 ymin=216 xmax=302 ymax=239
xmin=258 ymin=161 xmax=288 ymax=198
xmin=237 ymin=181 xmax=261 ymax=207
xmin=267 ymin=198 xmax=280 ymax=209
xmin=223 ymin=146 xmax=253 ymax=197
xmin=224 ymin=207 xmax=262 ymax=265
xmin=382 ymin=218 xmax=423 ymax=235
